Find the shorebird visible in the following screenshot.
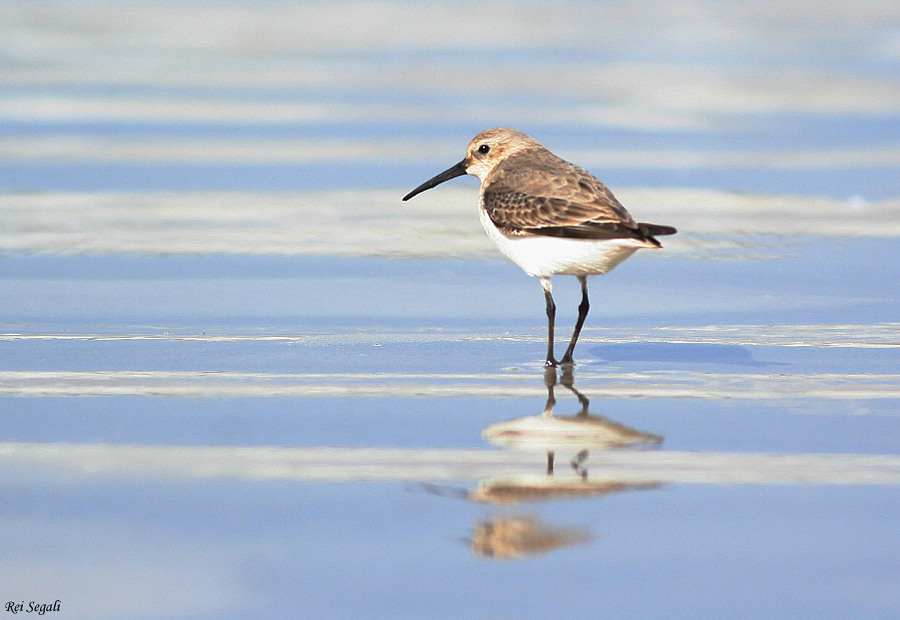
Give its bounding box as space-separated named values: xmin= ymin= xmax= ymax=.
xmin=403 ymin=128 xmax=676 ymax=366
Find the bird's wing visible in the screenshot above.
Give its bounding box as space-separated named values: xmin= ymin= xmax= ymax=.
xmin=482 ymin=160 xmax=645 ymax=240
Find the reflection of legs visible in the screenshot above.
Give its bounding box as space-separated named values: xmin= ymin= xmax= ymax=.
xmin=560 ymin=276 xmax=589 ymax=365
xmin=542 ymin=365 xmax=557 ymax=416
xmin=559 ymin=364 xmax=590 ymax=415
xmin=571 ymin=449 xmax=589 ymax=480
xmin=541 ymin=277 xmax=557 ymax=366
xmin=543 ymin=366 xmax=557 ymax=474
xmin=562 ymin=367 xmax=590 ymax=477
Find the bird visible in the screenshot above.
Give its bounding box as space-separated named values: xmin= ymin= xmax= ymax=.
xmin=402 ymin=128 xmax=676 ymax=367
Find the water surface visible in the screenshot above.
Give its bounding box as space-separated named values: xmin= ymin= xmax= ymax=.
xmin=0 ymin=2 xmax=898 ymax=618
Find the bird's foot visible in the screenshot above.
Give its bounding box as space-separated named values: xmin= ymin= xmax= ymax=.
xmin=558 ymin=353 xmax=576 ymax=366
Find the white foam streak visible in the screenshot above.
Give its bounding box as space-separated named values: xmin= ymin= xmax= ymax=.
xmin=0 ymin=189 xmax=897 ymax=257
xmin=2 ymin=442 xmax=898 ymax=485
xmin=0 ymin=369 xmax=896 ymax=399
xmin=2 ymin=323 xmax=897 ymax=347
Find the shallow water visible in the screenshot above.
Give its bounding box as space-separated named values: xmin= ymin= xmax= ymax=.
xmin=1 ymin=2 xmax=899 ymax=619
xmin=2 ymin=245 xmax=898 ymax=619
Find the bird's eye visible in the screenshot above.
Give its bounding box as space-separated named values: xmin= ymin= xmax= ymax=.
xmin=477 ymin=144 xmax=490 ymax=154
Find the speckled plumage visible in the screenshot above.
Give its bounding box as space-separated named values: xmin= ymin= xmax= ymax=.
xmin=481 ymin=148 xmax=635 ymax=235
xmin=470 ymin=128 xmax=673 ymax=243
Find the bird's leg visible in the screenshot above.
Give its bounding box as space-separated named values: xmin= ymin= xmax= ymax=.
xmin=560 ymin=276 xmax=589 ymax=365
xmin=541 ymin=277 xmax=558 ymax=366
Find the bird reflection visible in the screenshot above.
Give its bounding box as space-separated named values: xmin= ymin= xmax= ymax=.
xmin=466 ymin=366 xmax=664 ymax=559
xmin=482 ymin=365 xmax=662 ymax=482
xmin=471 ymin=514 xmax=591 ymax=560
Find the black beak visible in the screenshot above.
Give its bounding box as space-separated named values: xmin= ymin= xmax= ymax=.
xmin=402 ymin=159 xmax=468 ymax=201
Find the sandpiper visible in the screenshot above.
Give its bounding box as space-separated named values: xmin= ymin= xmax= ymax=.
xmin=403 ymin=128 xmax=676 ymax=366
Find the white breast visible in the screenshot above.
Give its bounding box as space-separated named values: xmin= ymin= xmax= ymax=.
xmin=478 ymin=207 xmax=653 ymax=278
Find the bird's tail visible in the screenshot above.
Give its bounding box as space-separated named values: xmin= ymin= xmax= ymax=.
xmin=637 ymin=222 xmax=677 ymax=248
xmin=638 ymin=223 xmax=677 ymax=237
